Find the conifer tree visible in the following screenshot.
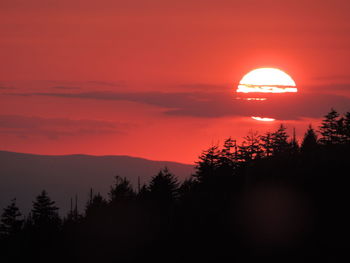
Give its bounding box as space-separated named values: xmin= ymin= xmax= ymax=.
xmin=301 ymin=125 xmax=319 ymax=153
xmin=109 ymin=176 xmax=135 ymax=202
xmin=0 ymin=199 xmax=23 ymax=237
xmin=343 ymin=112 xmax=350 ymax=143
xmin=218 ymin=138 xmax=238 ymax=175
xmin=148 ymin=168 xmax=179 ymax=205
xmin=194 ymin=145 xmax=221 ymax=183
xmin=319 ymin=108 xmax=341 ymax=145
xmin=31 ymin=190 xmax=60 ymax=229
xmin=260 ymin=131 xmax=274 ymax=157
xmin=271 ymin=124 xmax=290 ymax=155
xmin=238 ymin=130 xmax=262 ymax=162
xmin=289 ymin=128 xmax=300 ymax=154
xmin=85 ymin=191 xmax=107 ymax=217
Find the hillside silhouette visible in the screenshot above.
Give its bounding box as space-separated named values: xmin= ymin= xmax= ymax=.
xmin=0 ymin=151 xmax=194 ymax=215
xmin=1 ymin=109 xmax=349 ymax=262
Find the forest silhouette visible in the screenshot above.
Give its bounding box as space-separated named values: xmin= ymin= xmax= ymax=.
xmin=1 ymin=109 xmax=349 ymax=262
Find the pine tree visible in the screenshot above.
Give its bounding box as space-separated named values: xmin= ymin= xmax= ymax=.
xmin=343 ymin=112 xmax=350 ymax=143
xmin=109 ymin=176 xmax=135 ymax=202
xmin=66 ymin=195 xmax=81 ymax=223
xmin=301 ymin=125 xmax=318 ymax=153
xmin=319 ymin=108 xmax=341 ymax=145
xmin=194 ymin=145 xmax=221 ymax=183
xmin=218 ymin=138 xmax=238 ymax=175
xmin=31 ymin=190 xmax=60 ymax=229
xmin=148 ymin=168 xmax=179 ymax=205
xmin=0 ymin=199 xmax=23 ymax=237
xmin=85 ymin=191 xmax=107 ymax=217
xmin=238 ymin=130 xmax=262 ymax=162
xmin=260 ymin=131 xmax=274 ymax=157
xmin=271 ymin=124 xmax=290 ymax=155
xmin=289 ymin=128 xmax=300 ymax=154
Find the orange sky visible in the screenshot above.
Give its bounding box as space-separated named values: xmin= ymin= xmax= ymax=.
xmin=1 ymin=0 xmax=350 ymax=163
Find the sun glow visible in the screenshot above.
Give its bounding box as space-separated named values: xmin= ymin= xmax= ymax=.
xmin=237 ymin=68 xmax=297 ymax=94
xmin=251 ymin=116 xmax=276 ymax=122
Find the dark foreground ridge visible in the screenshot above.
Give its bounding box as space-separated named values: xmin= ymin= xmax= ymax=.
xmin=0 ymin=109 xmax=349 ymax=262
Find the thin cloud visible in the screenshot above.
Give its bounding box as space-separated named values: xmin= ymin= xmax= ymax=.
xmin=51 ymin=86 xmax=81 ymax=90
xmin=0 ymin=115 xmax=128 ymax=140
xmin=174 ymin=83 xmax=228 ymax=92
xmin=43 ymin=80 xmax=125 ymax=88
xmin=4 ymin=84 xmax=350 ymax=120
xmin=87 ymin=81 xmax=126 ymax=87
xmin=307 ymin=83 xmax=350 ymax=91
xmin=314 ymin=75 xmax=350 ymax=81
xmin=0 ymin=86 xmax=15 ymax=90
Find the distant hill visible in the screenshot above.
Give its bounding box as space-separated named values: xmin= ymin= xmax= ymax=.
xmin=0 ymin=151 xmax=194 ymax=215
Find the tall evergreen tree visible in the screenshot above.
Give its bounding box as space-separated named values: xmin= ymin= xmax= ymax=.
xmin=66 ymin=195 xmax=81 ymax=223
xmin=85 ymin=191 xmax=108 ymax=217
xmin=271 ymin=124 xmax=290 ymax=155
xmin=260 ymin=131 xmax=274 ymax=157
xmin=301 ymin=125 xmax=319 ymax=153
xmin=220 ymin=138 xmax=236 ymax=162
xmin=109 ymin=176 xmax=135 ymax=202
xmin=218 ymin=138 xmax=238 ymax=175
xmin=0 ymin=199 xmax=23 ymax=237
xmin=343 ymin=112 xmax=350 ymax=143
xmin=289 ymin=128 xmax=300 ymax=154
xmin=148 ymin=168 xmax=179 ymax=205
xmin=194 ymin=145 xmax=221 ymax=183
xmin=319 ymin=108 xmax=341 ymax=145
xmin=238 ymin=130 xmax=262 ymax=162
xmin=31 ymin=190 xmax=60 ymax=229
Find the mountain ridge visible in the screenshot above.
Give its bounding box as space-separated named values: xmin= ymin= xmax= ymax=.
xmin=0 ymin=150 xmax=194 ymax=215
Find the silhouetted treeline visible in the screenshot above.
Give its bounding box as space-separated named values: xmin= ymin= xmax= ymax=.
xmin=1 ymin=109 xmax=350 ymax=262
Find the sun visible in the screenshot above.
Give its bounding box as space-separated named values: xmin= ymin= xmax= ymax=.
xmin=251 ymin=116 xmax=276 ymax=122
xmin=237 ymin=68 xmax=297 ymax=93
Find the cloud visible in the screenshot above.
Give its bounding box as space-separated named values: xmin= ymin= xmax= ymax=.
xmin=0 ymin=115 xmax=128 ymax=140
xmin=51 ymin=86 xmax=81 ymax=90
xmin=314 ymin=75 xmax=350 ymax=81
xmin=0 ymin=86 xmax=15 ymax=90
xmin=4 ymin=85 xmax=350 ymax=120
xmin=86 ymin=81 xmax=125 ymax=87
xmin=43 ymin=80 xmax=125 ymax=89
xmin=307 ymin=83 xmax=350 ymax=91
xmin=174 ymin=83 xmax=228 ymax=92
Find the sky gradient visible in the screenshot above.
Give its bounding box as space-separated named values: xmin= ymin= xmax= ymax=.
xmin=1 ymin=0 xmax=350 ymax=163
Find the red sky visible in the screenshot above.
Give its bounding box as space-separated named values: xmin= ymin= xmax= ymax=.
xmin=1 ymin=0 xmax=350 ymax=163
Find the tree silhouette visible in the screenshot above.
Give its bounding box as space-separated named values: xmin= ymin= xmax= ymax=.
xmin=109 ymin=176 xmax=135 ymax=203
xmin=2 ymin=108 xmax=350 ymax=262
xmin=148 ymin=168 xmax=179 ymax=205
xmin=319 ymin=108 xmax=341 ymax=145
xmin=85 ymin=191 xmax=108 ymax=217
xmin=271 ymin=124 xmax=290 ymax=155
xmin=337 ymin=111 xmax=350 ymax=143
xmin=289 ymin=128 xmax=300 ymax=154
xmin=194 ymin=145 xmax=221 ymax=183
xmin=301 ymin=125 xmax=318 ymax=153
xmin=260 ymin=131 xmax=274 ymax=157
xmin=0 ymin=199 xmax=23 ymax=238
xmin=238 ymin=130 xmax=263 ymax=162
xmin=31 ymin=190 xmax=60 ymax=229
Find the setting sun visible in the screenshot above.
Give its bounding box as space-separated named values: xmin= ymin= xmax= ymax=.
xmin=237 ymin=68 xmax=297 ymax=93
xmin=251 ymin=116 xmax=276 ymax=122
